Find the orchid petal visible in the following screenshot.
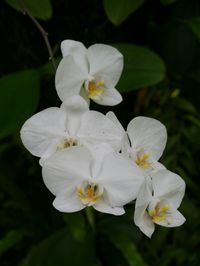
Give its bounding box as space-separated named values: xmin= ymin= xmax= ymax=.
xmin=53 ymin=191 xmax=85 ymax=213
xmin=134 ymin=177 xmax=152 ymax=225
xmin=42 ymin=147 xmax=92 ymax=195
xmin=97 ymin=153 xmax=144 ymax=206
xmin=154 ymin=208 xmax=186 ymax=227
xmin=151 ymin=169 xmax=186 ymax=209
xmin=127 ymin=116 xmax=167 ymax=161
xmin=106 ymin=111 xmax=125 ymax=133
xmin=20 ymin=107 xmax=66 ymax=158
xmin=137 ymin=212 xmax=155 ymax=238
xmin=55 ymin=55 xmax=87 ymax=102
xmin=134 ymin=177 xmax=155 ymax=237
xmin=61 ymin=40 xmax=88 ymax=72
xmin=61 ymin=95 xmax=89 ymax=136
xmin=87 ymin=44 xmax=123 ymax=86
xmin=78 ymin=111 xmax=123 ymax=151
xmin=80 ymin=86 xmax=90 ymax=105
xmin=94 ymin=199 xmax=125 ymax=215
xmin=89 ymin=143 xmax=114 ymax=178
xmin=106 ymin=111 xmax=130 ymax=153
xmin=92 ymin=86 xmax=122 ymax=106
xmin=151 ymin=161 xmax=166 ymax=172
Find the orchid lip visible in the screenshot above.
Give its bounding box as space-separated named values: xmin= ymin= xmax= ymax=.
xmin=85 ymin=79 xmax=105 ymax=100
xmin=131 ymin=149 xmax=152 ymax=170
xmin=56 ymin=137 xmax=78 ymax=151
xmin=148 ymin=199 xmax=172 ymax=224
xmin=77 ymin=180 xmax=104 ymax=206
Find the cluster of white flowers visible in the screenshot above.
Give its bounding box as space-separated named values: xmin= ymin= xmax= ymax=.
xmin=20 ymin=40 xmax=186 ymax=238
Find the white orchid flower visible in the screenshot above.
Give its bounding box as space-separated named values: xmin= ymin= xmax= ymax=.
xmin=20 ymin=95 xmax=123 ymax=165
xmin=42 ymin=145 xmax=144 ymax=215
xmin=55 ymin=40 xmax=123 ymax=106
xmin=106 ymin=112 xmax=167 ymax=172
xmin=134 ymin=169 xmax=186 ymax=238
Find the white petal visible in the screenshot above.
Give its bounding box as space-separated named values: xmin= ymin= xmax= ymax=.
xmin=134 ymin=177 xmax=152 ymax=225
xmin=97 ymin=153 xmax=144 ymax=206
xmin=80 ymin=86 xmax=90 ymax=105
xmin=106 ymin=111 xmax=124 ymax=132
xmin=135 ymin=211 xmax=155 ymax=238
xmin=61 ymin=40 xmax=86 ymax=56
xmin=127 ymin=117 xmax=167 ymax=161
xmin=94 ymin=199 xmax=125 ymax=215
xmin=155 ymin=209 xmax=186 ymax=227
xmin=135 ymin=176 xmax=152 ymax=209
xmin=106 ymin=111 xmax=130 ymax=153
xmin=151 ymin=161 xmax=166 ymax=172
xmin=134 ymin=159 xmax=166 ymax=175
xmin=42 ymin=147 xmax=92 ymax=195
xmin=53 ymin=191 xmax=85 ymax=213
xmin=87 ymin=44 xmax=123 ymax=86
xmin=92 ymin=86 xmax=122 ymax=106
xmin=60 ymin=95 xmax=89 ymax=135
xmin=78 ymin=111 xmax=123 ymax=151
xmin=20 ymin=107 xmax=66 ymax=158
xmin=55 ymin=56 xmax=87 ymax=102
xmin=61 ymin=40 xmax=88 ymax=72
xmin=61 ymin=40 xmax=87 ymax=58
xmin=151 ymin=169 xmax=186 ymax=209
xmin=134 ymin=177 xmax=154 ymax=238
xmin=89 ymin=143 xmax=115 ymax=178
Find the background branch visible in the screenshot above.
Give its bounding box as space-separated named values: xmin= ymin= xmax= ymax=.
xmin=20 ymin=4 xmax=56 ymax=71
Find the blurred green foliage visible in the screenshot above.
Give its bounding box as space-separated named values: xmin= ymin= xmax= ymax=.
xmin=6 ymin=0 xmax=53 ymax=20
xmin=0 ymin=70 xmax=40 ymax=139
xmin=114 ymin=44 xmax=166 ymax=91
xmin=103 ymin=0 xmax=145 ymax=25
xmin=0 ymin=0 xmax=200 ymax=265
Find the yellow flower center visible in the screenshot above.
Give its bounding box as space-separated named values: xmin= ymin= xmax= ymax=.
xmin=57 ymin=138 xmax=78 ymax=151
xmin=87 ymin=81 xmax=104 ymax=100
xmin=135 ymin=152 xmax=151 ymax=169
xmin=77 ymin=181 xmax=103 ymax=206
xmin=149 ymin=203 xmax=170 ymax=223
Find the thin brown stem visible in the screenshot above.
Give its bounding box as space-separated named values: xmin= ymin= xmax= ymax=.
xmin=19 ymin=2 xmax=56 ymax=71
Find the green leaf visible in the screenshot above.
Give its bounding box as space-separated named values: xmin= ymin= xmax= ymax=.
xmin=114 ymin=44 xmax=166 ymax=92
xmin=21 ymin=228 xmax=94 ymax=266
xmin=103 ymin=0 xmax=145 ymax=26
xmin=182 ymin=18 xmax=200 ymax=41
xmin=6 ymin=0 xmax=52 ymax=20
xmin=109 ymin=233 xmax=148 ymax=266
xmin=0 ymin=70 xmax=40 ymax=140
xmin=0 ymin=230 xmax=25 ymax=256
